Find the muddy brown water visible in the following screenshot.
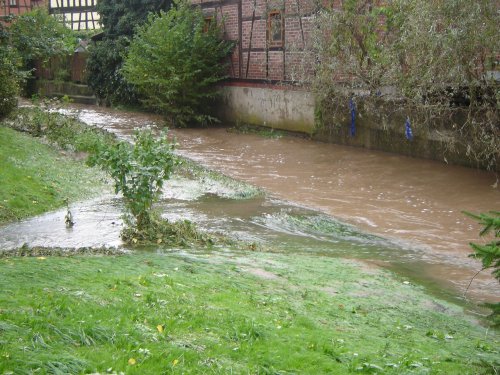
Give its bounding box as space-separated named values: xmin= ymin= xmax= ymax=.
xmin=5 ymin=103 xmax=500 ymax=306
xmin=170 ymin=128 xmax=500 ymax=304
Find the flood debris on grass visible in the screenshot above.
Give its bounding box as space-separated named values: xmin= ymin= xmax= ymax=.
xmin=0 ymin=245 xmax=128 ymax=258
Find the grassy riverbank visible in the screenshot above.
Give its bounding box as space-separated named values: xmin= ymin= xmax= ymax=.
xmin=0 ymin=126 xmax=108 ymax=224
xmin=0 ymin=250 xmax=498 ymax=374
xmin=0 ymin=107 xmax=498 ymax=374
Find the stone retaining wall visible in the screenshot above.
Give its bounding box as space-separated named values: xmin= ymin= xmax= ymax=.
xmin=218 ymin=84 xmax=497 ymax=170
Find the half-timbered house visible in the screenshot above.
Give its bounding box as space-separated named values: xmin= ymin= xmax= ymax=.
xmin=195 ymin=0 xmax=319 ymax=132
xmin=48 ymin=0 xmax=99 ymax=30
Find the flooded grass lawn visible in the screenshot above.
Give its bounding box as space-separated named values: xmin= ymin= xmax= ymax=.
xmin=0 ymin=251 xmax=498 ymax=374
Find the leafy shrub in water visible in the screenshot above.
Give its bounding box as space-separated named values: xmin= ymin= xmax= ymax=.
xmin=89 ymin=128 xmax=218 ymax=246
xmin=89 ymin=129 xmax=176 ymax=231
xmin=122 ymin=0 xmax=233 ymax=126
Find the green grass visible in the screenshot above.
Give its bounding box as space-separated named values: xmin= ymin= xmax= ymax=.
xmin=0 ymin=126 xmax=108 ymax=224
xmin=0 ymin=250 xmax=497 ymax=374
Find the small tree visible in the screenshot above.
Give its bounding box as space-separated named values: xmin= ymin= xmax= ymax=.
xmin=8 ymin=8 xmax=75 ymax=66
xmin=89 ymin=129 xmax=176 ymax=230
xmin=122 ymin=0 xmax=233 ymax=126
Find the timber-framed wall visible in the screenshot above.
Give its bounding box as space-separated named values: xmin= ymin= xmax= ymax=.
xmin=194 ymin=0 xmax=317 ymax=83
xmin=193 ymin=0 xmax=320 ymax=132
xmin=48 ymin=0 xmax=99 ymax=30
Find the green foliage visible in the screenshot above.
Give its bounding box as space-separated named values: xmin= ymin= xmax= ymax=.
xmin=89 ymin=128 xmax=176 ymax=230
xmin=122 ymin=0 xmax=233 ymax=126
xmin=313 ymin=0 xmax=499 ymax=169
xmin=464 ymin=211 xmax=500 ymax=326
xmin=6 ymin=103 xmax=114 ymax=154
xmin=0 ymin=45 xmax=21 ymax=118
xmin=96 ymin=0 xmax=173 ymax=39
xmin=465 ymin=211 xmax=500 ymax=280
xmin=86 ymin=38 xmax=139 ymax=106
xmin=87 ymin=0 xmax=172 ymax=105
xmin=8 ymin=8 xmax=76 ymax=65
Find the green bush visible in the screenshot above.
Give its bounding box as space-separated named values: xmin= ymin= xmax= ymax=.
xmin=8 ymin=8 xmax=75 ymax=65
xmin=86 ymin=38 xmax=139 ymax=106
xmin=0 ymin=46 xmax=21 ymax=118
xmin=122 ymin=0 xmax=233 ymax=126
xmin=86 ymin=0 xmax=171 ymax=106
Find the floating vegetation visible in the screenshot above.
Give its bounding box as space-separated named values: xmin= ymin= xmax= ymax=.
xmin=176 ymin=157 xmax=262 ymax=200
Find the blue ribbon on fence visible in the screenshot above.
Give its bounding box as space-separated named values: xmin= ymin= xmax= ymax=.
xmin=405 ymin=116 xmax=413 ymax=141
xmin=349 ymin=98 xmax=356 ymax=137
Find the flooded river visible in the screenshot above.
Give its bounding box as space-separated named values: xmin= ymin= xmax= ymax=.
xmin=3 ymin=103 xmax=499 ymax=306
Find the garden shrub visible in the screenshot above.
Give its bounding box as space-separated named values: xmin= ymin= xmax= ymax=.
xmin=8 ymin=8 xmax=75 ymax=66
xmin=0 ymin=46 xmax=21 ymax=118
xmin=86 ymin=38 xmax=139 ymax=106
xmin=122 ymin=0 xmax=233 ymax=126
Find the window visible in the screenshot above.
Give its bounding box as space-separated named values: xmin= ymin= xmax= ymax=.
xmin=268 ymin=11 xmax=283 ymax=47
xmin=203 ymin=16 xmax=214 ymax=33
xmin=9 ymin=0 xmax=17 ymax=6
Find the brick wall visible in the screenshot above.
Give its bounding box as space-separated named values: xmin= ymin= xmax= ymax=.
xmin=1 ymin=0 xmax=42 ymax=20
xmin=196 ymin=0 xmax=316 ymax=83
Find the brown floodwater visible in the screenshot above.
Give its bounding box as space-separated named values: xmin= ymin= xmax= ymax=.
xmin=44 ymin=104 xmax=500 ymax=303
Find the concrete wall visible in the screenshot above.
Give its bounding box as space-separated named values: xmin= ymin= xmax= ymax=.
xmin=313 ymin=96 xmax=500 ymax=170
xmin=219 ymin=84 xmax=315 ymax=134
xmin=33 ymin=80 xmax=96 ymax=105
xmin=217 ymin=84 xmax=497 ymax=170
